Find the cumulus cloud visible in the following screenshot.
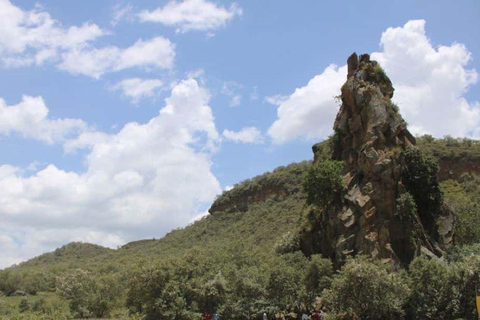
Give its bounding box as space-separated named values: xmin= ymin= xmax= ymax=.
xmin=268 ymin=20 xmax=480 ymax=143
xmin=112 ymin=78 xmax=164 ymax=104
xmin=268 ymin=65 xmax=346 ymax=144
xmin=0 ymin=79 xmax=221 ymax=268
xmin=0 ymin=95 xmax=88 ymax=144
xmin=138 ymin=0 xmax=242 ymax=33
xmin=371 ymin=20 xmax=479 ymax=137
xmin=58 ymin=37 xmax=175 ymax=79
xmin=0 ymin=0 xmax=104 ymax=67
xmin=0 ymin=1 xmax=176 ymax=79
xmin=223 ymin=127 xmax=264 ymax=144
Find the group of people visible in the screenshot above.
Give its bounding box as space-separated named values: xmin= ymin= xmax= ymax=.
xmin=262 ymin=310 xmax=324 ymax=320
xmin=203 ymin=310 xmax=323 ymax=319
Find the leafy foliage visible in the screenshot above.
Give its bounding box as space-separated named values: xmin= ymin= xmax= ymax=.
xmin=322 ymin=258 xmax=410 ymax=320
xmin=407 ymin=255 xmax=480 ymax=320
xmin=303 ymin=160 xmax=344 ymax=207
xmin=441 ymin=176 xmax=480 ymax=245
xmin=56 ymin=269 xmax=120 ymax=318
xmin=400 ymin=147 xmax=443 ymax=222
xmin=416 ymin=135 xmax=480 ymax=161
xmin=1 ymin=134 xmax=480 ymax=319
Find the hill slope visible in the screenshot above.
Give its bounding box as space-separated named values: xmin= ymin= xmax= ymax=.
xmin=3 ymin=136 xmax=480 ymax=279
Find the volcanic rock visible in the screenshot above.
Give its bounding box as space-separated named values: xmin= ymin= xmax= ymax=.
xmin=301 ymin=53 xmax=454 ymax=268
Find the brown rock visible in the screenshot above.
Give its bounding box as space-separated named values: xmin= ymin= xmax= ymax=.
xmin=302 ymin=52 xmax=454 ymax=269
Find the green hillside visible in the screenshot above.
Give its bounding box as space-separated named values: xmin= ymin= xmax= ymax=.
xmin=1 ymin=138 xmax=480 ymax=320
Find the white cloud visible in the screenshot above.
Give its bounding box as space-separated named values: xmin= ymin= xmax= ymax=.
xmin=111 ymin=3 xmax=133 ymax=26
xmin=0 ymin=227 xmax=125 ymax=269
xmin=58 ymin=37 xmax=175 ymax=79
xmin=0 ymin=79 xmax=222 ymax=269
xmin=230 ymin=94 xmax=241 ymax=107
xmin=138 ymin=0 xmax=242 ymax=33
xmin=371 ymin=20 xmax=480 ymax=138
xmin=112 ymin=78 xmax=164 ymax=104
xmin=268 ymin=20 xmax=480 ymax=143
xmin=223 ymin=126 xmax=264 ymax=144
xmin=188 ymin=210 xmax=209 ymax=224
xmin=222 ymin=81 xmax=242 ymax=107
xmin=268 ymin=65 xmax=346 ymax=144
xmin=0 ymin=0 xmax=105 ymax=67
xmin=0 ymin=1 xmax=176 ymax=79
xmin=0 ymin=95 xmax=88 ymax=144
xmin=264 ymin=94 xmax=288 ymax=106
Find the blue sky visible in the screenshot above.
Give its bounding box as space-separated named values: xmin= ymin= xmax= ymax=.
xmin=0 ymin=0 xmax=479 ymax=268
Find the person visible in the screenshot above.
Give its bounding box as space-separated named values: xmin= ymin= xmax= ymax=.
xmin=302 ymin=313 xmax=308 ymax=320
xmin=311 ymin=310 xmax=320 ymax=320
xmin=263 ymin=312 xmax=267 ymax=320
xmin=205 ymin=313 xmax=211 ymax=320
xmin=213 ymin=313 xmax=218 ymax=320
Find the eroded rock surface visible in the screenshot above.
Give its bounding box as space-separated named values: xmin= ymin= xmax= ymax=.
xmin=302 ymin=53 xmax=454 ymax=268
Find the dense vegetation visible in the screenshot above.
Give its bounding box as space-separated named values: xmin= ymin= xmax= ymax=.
xmin=303 ymin=160 xmax=343 ymax=207
xmin=0 ymin=137 xmax=479 ymax=319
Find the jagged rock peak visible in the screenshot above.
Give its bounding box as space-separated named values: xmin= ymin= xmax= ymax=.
xmin=302 ymin=52 xmax=453 ymax=269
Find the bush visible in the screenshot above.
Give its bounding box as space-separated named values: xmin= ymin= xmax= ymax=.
xmin=323 ymin=258 xmax=410 ymax=320
xmin=275 ymin=231 xmax=300 ymax=255
xmin=18 ymin=299 xmax=30 ymax=313
xmin=406 ymin=256 xmax=456 ymax=320
xmin=400 ymin=147 xmax=443 ymax=223
xmin=32 ymin=298 xmax=46 ymax=313
xmin=302 ymin=255 xmax=333 ymax=306
xmin=303 ymin=160 xmax=344 ymax=207
xmin=395 ymin=192 xmax=417 ymax=223
xmin=405 ymin=255 xmax=480 ymax=320
xmin=56 ymin=269 xmax=119 ymax=318
xmin=441 ymin=177 xmax=480 ymax=245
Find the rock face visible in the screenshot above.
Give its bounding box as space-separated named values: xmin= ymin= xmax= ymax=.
xmin=301 ymin=53 xmax=454 ymax=268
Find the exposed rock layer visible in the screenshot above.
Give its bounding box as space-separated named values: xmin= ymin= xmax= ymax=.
xmin=302 ymin=53 xmax=454 ymax=268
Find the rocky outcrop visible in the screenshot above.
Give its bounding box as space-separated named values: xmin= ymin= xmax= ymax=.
xmin=301 ymin=53 xmax=454 ymax=268
xmin=209 ymin=162 xmax=309 ymax=215
xmin=210 ymin=186 xmax=288 ymax=214
xmin=437 ymin=158 xmax=480 ymax=181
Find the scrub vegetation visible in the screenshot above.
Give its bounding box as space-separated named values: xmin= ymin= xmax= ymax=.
xmin=0 ymin=137 xmax=479 ymax=319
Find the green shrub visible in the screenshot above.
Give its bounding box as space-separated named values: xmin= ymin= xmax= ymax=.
xmin=18 ymin=299 xmax=30 ymax=313
xmin=441 ymin=177 xmax=480 ymax=245
xmin=302 ymin=255 xmax=333 ymax=306
xmin=323 ymin=257 xmax=410 ymax=320
xmin=56 ymin=269 xmax=119 ymax=318
xmin=400 ymin=147 xmax=443 ymax=223
xmin=303 ymin=160 xmax=344 ymax=207
xmin=274 ymin=231 xmax=300 ymax=255
xmin=395 ymin=192 xmax=417 ymax=223
xmin=407 ymin=256 xmax=457 ymax=319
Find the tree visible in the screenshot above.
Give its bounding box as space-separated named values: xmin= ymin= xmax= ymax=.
xmin=323 ymin=257 xmax=410 ymax=319
xmin=302 ymin=255 xmax=333 ymax=306
xmin=56 ymin=269 xmax=119 ymax=318
xmin=303 ymin=160 xmax=343 ymax=207
xmin=400 ymin=147 xmax=443 ymax=224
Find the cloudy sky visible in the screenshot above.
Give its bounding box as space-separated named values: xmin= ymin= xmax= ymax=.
xmin=0 ymin=0 xmax=479 ymax=268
